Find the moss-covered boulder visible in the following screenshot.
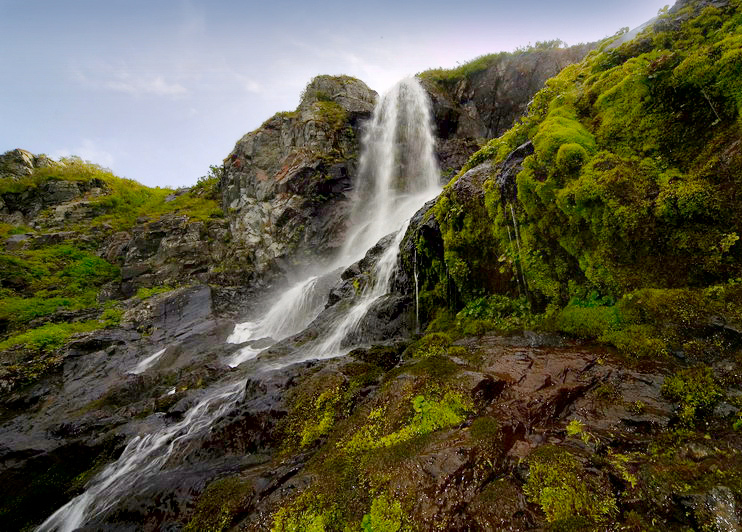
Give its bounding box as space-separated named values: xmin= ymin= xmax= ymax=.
xmin=413 ymin=0 xmax=742 ymax=343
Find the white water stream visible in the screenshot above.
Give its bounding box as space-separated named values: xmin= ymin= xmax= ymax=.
xmin=38 ymin=77 xmax=440 ymax=531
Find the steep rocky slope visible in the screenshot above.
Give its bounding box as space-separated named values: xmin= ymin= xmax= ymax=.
xmin=420 ymin=42 xmax=596 ymax=174
xmin=221 ymin=75 xmax=377 ymax=277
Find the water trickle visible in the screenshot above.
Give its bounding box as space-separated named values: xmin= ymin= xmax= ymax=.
xmin=37 ymin=77 xmax=440 ymax=531
xmin=129 ymin=348 xmax=167 ymax=375
xmin=509 ymin=204 xmax=528 ymax=294
xmin=414 ymin=247 xmax=420 ymax=333
xmin=505 ymin=226 xmax=523 ymax=297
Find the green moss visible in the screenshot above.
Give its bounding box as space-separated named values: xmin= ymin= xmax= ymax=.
xmin=470 ymin=416 xmax=500 ymax=441
xmin=341 ymin=392 xmax=471 ymax=455
xmin=554 ymin=304 xmax=621 ymax=339
xmin=532 ymin=106 xmax=596 ymax=168
xmin=300 ymin=385 xmax=344 ymax=448
xmin=135 ymin=285 xmax=175 ymax=300
xmin=661 ymin=366 xmax=723 ymax=426
xmin=271 ymin=493 xmax=337 ymax=532
xmin=524 ymin=446 xmax=617 ymax=524
xmin=361 ymin=494 xmax=403 ymax=532
xmin=456 ymin=294 xmax=538 ymax=334
xmin=402 ymin=355 xmax=460 ymax=381
xmin=408 ymin=332 xmax=451 ymax=358
xmin=419 ymin=2 xmax=742 ymax=330
xmin=279 ymin=373 xmax=359 ymax=453
xmin=184 ymin=476 xmax=253 ymax=532
xmin=0 ymin=320 xmax=100 ymax=352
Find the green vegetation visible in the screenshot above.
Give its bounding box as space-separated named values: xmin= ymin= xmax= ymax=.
xmin=185 ymin=476 xmax=253 ymax=532
xmin=300 ymin=385 xmax=345 ymax=448
xmin=0 ymin=320 xmax=100 ymax=352
xmin=661 ymin=365 xmax=724 ymax=426
xmin=360 ymin=494 xmax=403 ymax=532
xmin=407 ymin=332 xmax=451 ymax=358
xmin=524 ymin=445 xmax=617 ymax=525
xmin=341 ymin=392 xmax=470 ymax=454
xmin=0 ymin=243 xmax=120 ymax=338
xmin=135 ymin=285 xmax=176 ymax=300
xmin=415 ymin=1 xmax=742 ymax=353
xmin=0 ymin=156 xmax=225 ymax=390
xmin=272 ymin=494 xmax=335 ymax=532
xmin=419 ymin=40 xmax=571 ymax=86
xmin=313 ymin=101 xmax=348 ymax=132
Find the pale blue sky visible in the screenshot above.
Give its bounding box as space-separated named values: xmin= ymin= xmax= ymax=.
xmin=0 ymin=0 xmax=670 ymax=188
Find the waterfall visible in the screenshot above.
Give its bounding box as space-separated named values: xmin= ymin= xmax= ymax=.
xmin=37 ymin=76 xmax=440 ymax=531
xmin=338 ymin=77 xmax=440 ymax=265
xmin=225 ymin=274 xmax=328 ymax=367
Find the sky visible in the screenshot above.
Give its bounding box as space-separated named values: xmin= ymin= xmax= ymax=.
xmin=0 ymin=0 xmax=671 ymax=188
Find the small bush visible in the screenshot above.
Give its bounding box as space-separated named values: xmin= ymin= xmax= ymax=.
xmin=661 ymin=366 xmax=723 ymax=426
xmin=361 ymin=494 xmax=403 ymax=532
xmin=524 ymin=446 xmax=617 ymax=524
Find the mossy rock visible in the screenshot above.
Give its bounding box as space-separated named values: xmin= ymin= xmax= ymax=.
xmin=185 ymin=476 xmax=253 ymax=532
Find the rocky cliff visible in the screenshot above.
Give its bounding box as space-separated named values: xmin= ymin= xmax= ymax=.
xmin=221 ymin=75 xmax=377 ymax=277
xmin=419 ymin=42 xmax=596 ymax=174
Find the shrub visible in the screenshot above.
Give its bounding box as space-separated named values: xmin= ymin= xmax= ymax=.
xmin=661 ymin=366 xmax=723 ymax=426
xmin=361 ymin=494 xmax=403 ymax=532
xmin=524 ymin=446 xmax=617 ymax=524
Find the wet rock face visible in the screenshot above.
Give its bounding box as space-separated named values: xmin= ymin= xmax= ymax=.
xmin=0 ymin=284 xmax=244 ymax=531
xmin=421 ymin=44 xmax=595 ymax=172
xmin=221 ymin=75 xmax=377 ymax=278
xmin=101 ymin=214 xmax=240 ymax=296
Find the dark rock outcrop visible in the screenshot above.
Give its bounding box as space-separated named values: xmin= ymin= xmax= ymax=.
xmin=221 ymin=75 xmax=377 ymax=279
xmin=420 ymin=44 xmax=595 ymax=172
xmin=103 ymin=214 xmax=236 ymax=296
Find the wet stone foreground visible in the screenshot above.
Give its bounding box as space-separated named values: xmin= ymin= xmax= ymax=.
xmin=123 ymin=331 xmax=741 ymax=530
xmin=1 ymin=285 xmax=740 ymax=530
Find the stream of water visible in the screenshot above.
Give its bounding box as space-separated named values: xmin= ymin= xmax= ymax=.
xmin=37 ymin=77 xmax=441 ymax=532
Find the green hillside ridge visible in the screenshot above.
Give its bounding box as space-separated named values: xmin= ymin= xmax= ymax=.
xmin=415 ymin=0 xmax=742 ymax=359
xmin=0 ymin=157 xmax=223 ymax=389
xmin=419 ymin=39 xmax=579 ymax=86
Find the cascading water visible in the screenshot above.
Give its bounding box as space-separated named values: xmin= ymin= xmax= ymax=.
xmin=338 ymin=77 xmax=440 ymax=265
xmin=225 ymin=274 xmax=328 ymax=367
xmin=37 ymin=76 xmax=440 ymax=531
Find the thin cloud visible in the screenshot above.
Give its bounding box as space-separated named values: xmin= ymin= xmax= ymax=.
xmin=104 ymin=75 xmax=187 ymax=96
xmin=72 ymin=65 xmax=188 ymax=97
xmin=52 ymin=139 xmax=115 ymax=168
